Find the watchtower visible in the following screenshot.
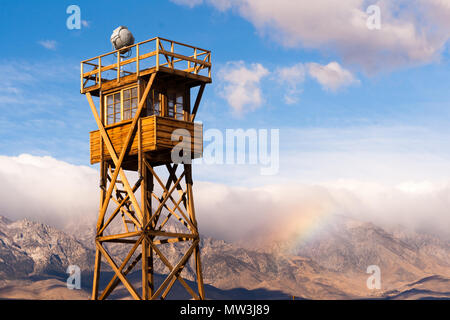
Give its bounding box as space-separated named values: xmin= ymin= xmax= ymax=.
xmin=81 ymin=35 xmax=211 ymax=300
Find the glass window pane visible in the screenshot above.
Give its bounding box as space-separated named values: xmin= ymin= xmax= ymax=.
xmin=131 ymin=98 xmax=137 ymax=108
xmin=123 ymin=89 xmax=130 ymax=100
xmin=114 ymin=93 xmax=120 ymax=102
xmin=107 ymin=105 xmax=113 ymax=115
xmin=147 ymin=90 xmax=161 ymax=116
xmin=131 ymin=87 xmax=137 ymax=97
xmin=107 ymin=95 xmax=113 ymax=105
xmin=123 ymin=110 xmax=131 ymax=120
xmin=123 ymin=99 xmax=131 ymax=110
xmin=115 ymin=113 xmax=121 ymax=122
xmin=107 ymin=115 xmax=114 ymax=125
xmin=168 ymin=95 xmax=174 ymax=117
xmin=146 ymin=97 xmax=153 ymax=115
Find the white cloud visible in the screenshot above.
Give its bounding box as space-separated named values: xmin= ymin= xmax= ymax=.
xmin=38 ymin=40 xmax=57 ymax=50
xmin=194 ymin=179 xmax=450 ymax=244
xmin=218 ymin=60 xmax=357 ymax=112
xmin=0 ymin=154 xmax=98 ymax=229
xmin=174 ymin=0 xmax=450 ymax=72
xmin=171 ymin=0 xmax=231 ymax=10
xmin=307 ymin=62 xmax=359 ymax=92
xmin=1 ymin=139 xmax=449 ymax=244
xmin=274 ymin=63 xmax=306 ymax=104
xmin=171 ymin=0 xmax=204 ymax=8
xmin=217 ymin=61 xmax=269 ymax=116
xmin=191 ymin=124 xmax=450 ymax=241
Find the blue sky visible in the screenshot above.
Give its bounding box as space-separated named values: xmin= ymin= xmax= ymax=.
xmin=0 ymin=0 xmax=449 ymax=183
xmin=0 ymin=0 xmax=449 ymax=236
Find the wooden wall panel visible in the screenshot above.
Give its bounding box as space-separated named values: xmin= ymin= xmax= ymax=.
xmin=90 ymin=116 xmax=203 ymax=164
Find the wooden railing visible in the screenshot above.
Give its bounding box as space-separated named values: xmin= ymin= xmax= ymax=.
xmin=81 ymin=37 xmax=212 ymax=93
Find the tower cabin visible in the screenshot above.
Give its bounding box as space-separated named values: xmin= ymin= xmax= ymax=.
xmin=81 ymin=37 xmax=211 ymax=170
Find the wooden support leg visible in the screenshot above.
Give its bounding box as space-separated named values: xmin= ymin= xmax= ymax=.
xmin=92 ymin=160 xmax=107 ymax=300
xmin=140 ymin=126 xmax=154 ymax=300
xmin=184 ymin=163 xmax=205 ymax=300
xmin=194 ymin=245 xmax=205 ymax=300
xmin=147 ymin=166 xmax=155 ymax=297
xmin=91 ymin=248 xmax=102 ymax=300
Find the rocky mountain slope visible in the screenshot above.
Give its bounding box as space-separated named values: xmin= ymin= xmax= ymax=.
xmin=282 ymin=215 xmax=450 ymax=293
xmin=0 ymin=215 xmax=94 ymax=280
xmin=0 ymin=214 xmax=448 ymax=299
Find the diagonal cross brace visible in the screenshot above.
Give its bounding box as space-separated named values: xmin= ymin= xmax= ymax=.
xmin=144 ymin=160 xmax=195 ymax=232
xmin=97 ymin=234 xmax=145 ymax=300
xmin=150 ymin=238 xmax=199 ymax=300
xmin=87 ymin=72 xmax=157 ymax=233
xmin=148 ymin=237 xmax=200 ymax=300
xmin=96 ymin=239 xmax=142 ymax=300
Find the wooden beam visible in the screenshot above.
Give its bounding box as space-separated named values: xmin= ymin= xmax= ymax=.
xmin=111 ymin=195 xmax=141 ymax=228
xmin=155 ymin=191 xmax=190 ymax=231
xmin=190 ymin=84 xmax=205 ymax=122
xmin=98 ymin=233 xmax=143 ymax=300
xmin=149 ymin=238 xmax=200 ymax=300
xmin=98 ymin=177 xmax=142 ymax=235
xmin=159 ymin=41 xmax=173 ymax=68
xmin=96 ymin=241 xmax=142 ymax=300
xmin=145 ymin=160 xmax=195 ymax=231
xmin=100 ymin=253 xmax=142 ymax=300
xmin=97 ymin=231 xmax=141 ymax=242
xmin=185 ymin=163 xmax=204 ymax=299
xmin=195 ymin=245 xmax=205 ymax=300
xmin=140 ymin=121 xmax=150 ymax=300
xmin=150 ymin=239 xmax=199 ymax=300
xmin=159 ymin=50 xmax=211 ymax=67
xmin=152 ymin=237 xmax=189 ymax=245
xmin=147 ymin=230 xmax=196 ymax=239
xmin=91 ymin=249 xmax=101 ymax=300
xmin=151 ymin=193 xmax=194 ymax=233
xmin=144 ymin=171 xmax=186 ymax=231
xmin=87 ymin=72 xmax=156 ymax=232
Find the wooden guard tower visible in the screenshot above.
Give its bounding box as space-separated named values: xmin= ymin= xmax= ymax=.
xmin=81 ymin=36 xmax=211 ymax=300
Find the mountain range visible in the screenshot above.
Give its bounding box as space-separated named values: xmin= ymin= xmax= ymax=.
xmin=0 ymin=214 xmax=448 ymax=299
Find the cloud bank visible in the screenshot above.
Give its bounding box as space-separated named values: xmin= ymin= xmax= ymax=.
xmin=1 ymin=147 xmax=449 ymax=244
xmin=217 ymin=61 xmax=269 ymax=116
xmin=0 ymin=154 xmax=98 ymax=229
xmin=218 ymin=60 xmax=357 ymax=113
xmin=173 ymin=0 xmax=450 ymax=72
xmin=194 ymin=180 xmax=450 ymax=244
xmin=307 ymin=62 xmax=360 ymax=92
xmin=38 ymin=40 xmax=57 ymax=50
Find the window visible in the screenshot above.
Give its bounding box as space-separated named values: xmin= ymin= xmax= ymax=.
xmin=106 ymin=92 xmax=121 ymax=125
xmin=175 ymin=94 xmax=184 ymax=120
xmin=146 ymin=89 xmax=161 ymax=116
xmin=104 ymin=86 xmax=138 ymax=125
xmin=123 ymin=87 xmax=138 ymax=120
xmin=167 ymin=91 xmax=184 ymax=120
